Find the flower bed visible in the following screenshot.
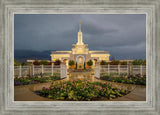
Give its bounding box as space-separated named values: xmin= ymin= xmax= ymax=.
xmin=14 ymin=76 xmax=60 ymax=86
xmin=100 ymin=74 xmax=146 ymax=85
xmin=37 ymin=80 xmax=130 ymax=101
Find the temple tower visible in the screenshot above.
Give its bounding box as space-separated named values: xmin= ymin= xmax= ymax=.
xmin=76 ymin=20 xmax=84 ymax=45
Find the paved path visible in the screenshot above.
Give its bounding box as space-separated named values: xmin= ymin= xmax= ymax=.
xmin=14 ymin=82 xmax=53 ymax=101
xmin=111 ymin=85 xmax=146 ymax=101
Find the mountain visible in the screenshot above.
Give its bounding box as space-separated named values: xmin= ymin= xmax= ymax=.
xmin=14 ymin=49 xmax=55 ymax=62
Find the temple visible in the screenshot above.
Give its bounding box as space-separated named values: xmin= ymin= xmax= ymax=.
xmin=50 ymin=21 xmax=110 ymax=69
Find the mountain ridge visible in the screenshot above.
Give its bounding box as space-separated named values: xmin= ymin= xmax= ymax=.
xmin=14 ymin=49 xmax=55 ymax=62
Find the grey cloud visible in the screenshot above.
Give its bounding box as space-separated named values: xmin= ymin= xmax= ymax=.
xmin=14 ymin=14 xmax=146 ymax=59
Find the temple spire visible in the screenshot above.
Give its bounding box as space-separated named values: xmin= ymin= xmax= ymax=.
xmin=79 ymin=20 xmax=81 ymax=32
xmin=76 ymin=20 xmax=83 ymax=45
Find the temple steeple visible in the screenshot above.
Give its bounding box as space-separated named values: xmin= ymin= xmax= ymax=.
xmin=76 ymin=20 xmax=84 ymax=45
xmin=79 ymin=20 xmax=81 ymax=32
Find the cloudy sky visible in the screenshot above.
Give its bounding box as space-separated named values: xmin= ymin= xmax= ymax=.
xmin=14 ymin=14 xmax=146 ymax=60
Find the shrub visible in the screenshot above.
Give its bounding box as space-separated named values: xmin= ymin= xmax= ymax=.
xmin=33 ymin=60 xmax=40 ymax=65
xmin=14 ymin=59 xmax=21 ymax=66
xmin=120 ymin=61 xmax=127 ymax=65
xmin=100 ymin=60 xmax=107 ymax=65
xmin=87 ymin=60 xmax=93 ymax=66
xmin=132 ymin=59 xmax=146 ymax=65
xmin=143 ymin=60 xmax=146 ymax=65
xmin=40 ymin=60 xmax=49 ymax=65
xmin=100 ymin=74 xmax=146 ymax=85
xmin=14 ymin=75 xmax=60 ymax=86
xmin=54 ymin=59 xmax=61 ymax=65
xmin=21 ymin=62 xmax=27 ymax=66
xmin=69 ymin=60 xmax=75 ymax=66
xmin=110 ymin=60 xmax=120 ymax=65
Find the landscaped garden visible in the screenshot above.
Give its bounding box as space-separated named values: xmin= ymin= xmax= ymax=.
xmin=100 ymin=74 xmax=146 ymax=85
xmin=36 ymin=80 xmax=130 ymax=101
xmin=14 ymin=75 xmax=60 ymax=86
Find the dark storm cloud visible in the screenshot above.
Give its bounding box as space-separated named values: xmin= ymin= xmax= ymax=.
xmin=14 ymin=14 xmax=146 ymax=59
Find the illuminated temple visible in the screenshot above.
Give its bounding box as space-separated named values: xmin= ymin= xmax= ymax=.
xmin=50 ymin=21 xmax=110 ymax=69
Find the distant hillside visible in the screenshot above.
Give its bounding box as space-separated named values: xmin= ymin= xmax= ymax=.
xmin=14 ymin=50 xmax=55 ymax=62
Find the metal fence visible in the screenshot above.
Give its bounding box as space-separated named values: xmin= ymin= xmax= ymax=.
xmin=14 ymin=65 xmax=61 ymax=78
xmin=100 ymin=65 xmax=146 ymax=76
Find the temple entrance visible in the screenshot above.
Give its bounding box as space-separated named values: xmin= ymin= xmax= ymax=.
xmin=78 ymin=57 xmax=83 ymax=69
xmin=76 ymin=55 xmax=85 ymax=69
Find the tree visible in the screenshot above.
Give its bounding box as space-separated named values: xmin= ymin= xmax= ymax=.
xmin=14 ymin=59 xmax=17 ymax=66
xmin=100 ymin=60 xmax=107 ymax=65
xmin=138 ymin=59 xmax=143 ymax=65
xmin=54 ymin=59 xmax=61 ymax=65
xmin=14 ymin=59 xmax=20 ymax=66
xmin=120 ymin=61 xmax=127 ymax=65
xmin=109 ymin=56 xmax=120 ymax=65
xmin=132 ymin=59 xmax=138 ymax=65
xmin=84 ymin=62 xmax=86 ymax=69
xmin=132 ymin=59 xmax=145 ymax=65
xmin=68 ymin=60 xmax=75 ymax=66
xmin=48 ymin=62 xmax=52 ymax=65
xmin=14 ymin=59 xmax=16 ymax=66
xmin=143 ymin=60 xmax=146 ymax=65
xmin=40 ymin=60 xmax=49 ymax=65
xmin=110 ymin=60 xmax=120 ymax=65
xmin=21 ymin=62 xmax=27 ymax=66
xmin=33 ymin=60 xmax=40 ymax=65
xmin=87 ymin=60 xmax=93 ymax=66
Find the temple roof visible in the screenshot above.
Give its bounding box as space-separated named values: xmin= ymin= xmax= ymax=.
xmin=89 ymin=51 xmax=110 ymax=54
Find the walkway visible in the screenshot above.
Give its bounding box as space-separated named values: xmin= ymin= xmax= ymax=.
xmin=111 ymin=85 xmax=146 ymax=101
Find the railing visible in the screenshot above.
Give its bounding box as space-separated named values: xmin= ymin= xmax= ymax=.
xmin=14 ymin=64 xmax=146 ymax=78
xmin=100 ymin=65 xmax=146 ymax=77
xmin=14 ymin=65 xmax=61 ymax=78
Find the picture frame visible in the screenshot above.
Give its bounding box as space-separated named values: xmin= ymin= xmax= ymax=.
xmin=0 ymin=0 xmax=159 ymax=115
